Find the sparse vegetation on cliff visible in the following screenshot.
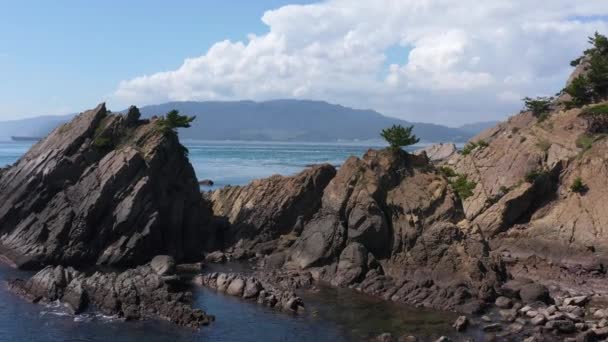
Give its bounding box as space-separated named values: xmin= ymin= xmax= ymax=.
xmin=583 ymin=103 xmax=608 ymax=116
xmin=380 ymin=124 xmax=419 ymax=150
xmin=570 ymin=177 xmax=588 ymax=193
xmin=461 ymin=140 xmax=488 ymax=155
xmin=450 ymin=174 xmax=477 ymax=200
xmin=523 ymin=96 xmax=553 ymax=121
xmin=565 ymin=32 xmax=608 ymax=108
xmin=525 ymin=169 xmax=548 ymax=183
xmin=92 ymin=136 xmax=113 ymax=150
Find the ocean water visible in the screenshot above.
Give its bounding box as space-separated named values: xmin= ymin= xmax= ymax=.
xmin=0 ymin=140 xmax=394 ymax=187
xmin=0 ymin=140 xmax=465 ymax=342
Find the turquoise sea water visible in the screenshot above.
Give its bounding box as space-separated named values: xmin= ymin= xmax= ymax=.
xmin=0 ymin=140 xmax=467 ymax=342
xmin=0 ymin=140 xmax=418 ymax=188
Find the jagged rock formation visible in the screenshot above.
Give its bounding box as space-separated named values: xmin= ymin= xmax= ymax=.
xmin=205 ymin=164 xmax=336 ymax=256
xmin=0 ymin=104 xmax=208 ymax=269
xmin=8 ymin=259 xmax=214 ymax=327
xmin=209 ymin=149 xmax=506 ymax=312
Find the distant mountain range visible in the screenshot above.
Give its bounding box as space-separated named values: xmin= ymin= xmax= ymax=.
xmin=0 ymin=100 xmax=499 ymax=142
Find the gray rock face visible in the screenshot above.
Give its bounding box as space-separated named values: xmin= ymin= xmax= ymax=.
xmin=9 ymin=264 xmax=213 ymax=327
xmin=0 ymin=104 xmax=208 ymax=268
xmin=415 ymin=143 xmax=457 ymax=162
xmin=207 ymin=164 xmax=336 ymax=252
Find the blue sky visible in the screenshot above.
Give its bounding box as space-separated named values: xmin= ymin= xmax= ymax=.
xmin=1 ymin=1 xmax=607 ymax=125
xmin=0 ymin=0 xmax=315 ymax=118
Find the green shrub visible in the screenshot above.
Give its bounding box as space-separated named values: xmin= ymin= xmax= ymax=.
xmin=576 ymin=134 xmax=595 ymax=151
xmin=380 ymin=125 xmax=419 ymax=150
xmin=583 ymin=103 xmax=608 ymax=116
xmin=450 ymin=174 xmax=477 ymax=200
xmin=523 ymin=96 xmax=553 ymax=121
xmin=525 ymin=169 xmax=547 ymax=183
xmin=157 ymin=110 xmax=196 ymax=135
xmin=477 ymin=140 xmax=489 ymax=148
xmin=564 ymin=75 xmax=594 ymax=108
xmin=461 ymin=142 xmax=476 ymax=155
xmin=438 ymin=166 xmax=457 ymax=177
xmin=564 ymin=32 xmax=608 ymax=107
xmin=92 ymin=136 xmax=113 ymax=150
xmin=570 ymin=177 xmax=587 ymax=193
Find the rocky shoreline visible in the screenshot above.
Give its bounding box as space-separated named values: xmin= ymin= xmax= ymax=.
xmin=2 ymin=40 xmax=608 ymax=340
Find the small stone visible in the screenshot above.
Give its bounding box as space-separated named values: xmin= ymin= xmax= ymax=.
xmin=481 ymin=315 xmax=492 ymax=322
xmin=226 ymin=278 xmax=245 ymax=296
xmin=375 ymin=333 xmax=394 ymax=342
xmin=205 ymin=251 xmax=226 ymax=263
xmin=594 ymin=309 xmax=608 ymax=319
xmin=519 ymin=305 xmax=532 ymax=314
xmin=520 ymin=283 xmax=550 ymax=304
xmin=599 ymin=318 xmax=608 ymax=328
xmin=434 ymin=337 xmax=452 ymax=342
xmin=150 ymin=255 xmax=176 ymax=276
xmin=548 ymin=312 xmax=567 ymax=321
xmin=526 ymin=310 xmax=539 ymax=318
xmin=575 ymin=322 xmax=587 ymax=331
xmin=495 ymin=296 xmax=513 ymax=309
xmin=546 ymin=305 xmax=558 ymax=315
xmin=483 ymin=323 xmax=503 ymax=332
xmin=499 ymin=309 xmax=517 ymax=322
xmin=564 ymin=296 xmax=589 ymax=307
xmin=453 ymin=315 xmax=468 ymax=332
xmin=546 ymin=320 xmax=576 ymax=334
xmin=531 ymin=315 xmax=547 ymax=326
xmin=508 ymin=323 xmax=524 ymax=333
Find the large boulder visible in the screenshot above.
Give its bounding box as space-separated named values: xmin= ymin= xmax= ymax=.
xmin=207 ymin=164 xmax=336 ymax=252
xmin=0 ymin=104 xmax=209 ymax=268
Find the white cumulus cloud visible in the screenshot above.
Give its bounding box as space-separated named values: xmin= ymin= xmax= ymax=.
xmin=111 ymin=0 xmax=608 ymax=125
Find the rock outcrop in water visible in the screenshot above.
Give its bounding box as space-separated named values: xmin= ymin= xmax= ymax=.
xmin=209 ymin=149 xmax=505 ymax=312
xmin=0 ymin=104 xmax=208 ymax=269
xmin=8 ymin=256 xmax=214 ymax=327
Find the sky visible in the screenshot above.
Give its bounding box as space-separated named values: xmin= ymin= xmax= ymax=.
xmin=1 ymin=1 xmax=608 ymax=126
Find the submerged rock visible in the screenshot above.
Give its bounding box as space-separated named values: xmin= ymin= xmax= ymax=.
xmin=196 ymin=272 xmax=305 ymax=313
xmin=0 ymin=104 xmax=209 ymax=269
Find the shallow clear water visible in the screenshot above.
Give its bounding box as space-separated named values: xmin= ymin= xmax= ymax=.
xmin=0 ymin=140 xmax=464 ymax=341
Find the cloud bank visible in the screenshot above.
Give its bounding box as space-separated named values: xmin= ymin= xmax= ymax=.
xmin=112 ymin=1 xmax=608 ymax=125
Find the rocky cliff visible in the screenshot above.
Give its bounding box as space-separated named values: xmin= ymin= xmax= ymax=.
xmin=209 ymin=149 xmax=505 ymax=312
xmin=446 ymin=88 xmax=608 ymax=293
xmin=0 ymin=104 xmax=208 ymax=269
